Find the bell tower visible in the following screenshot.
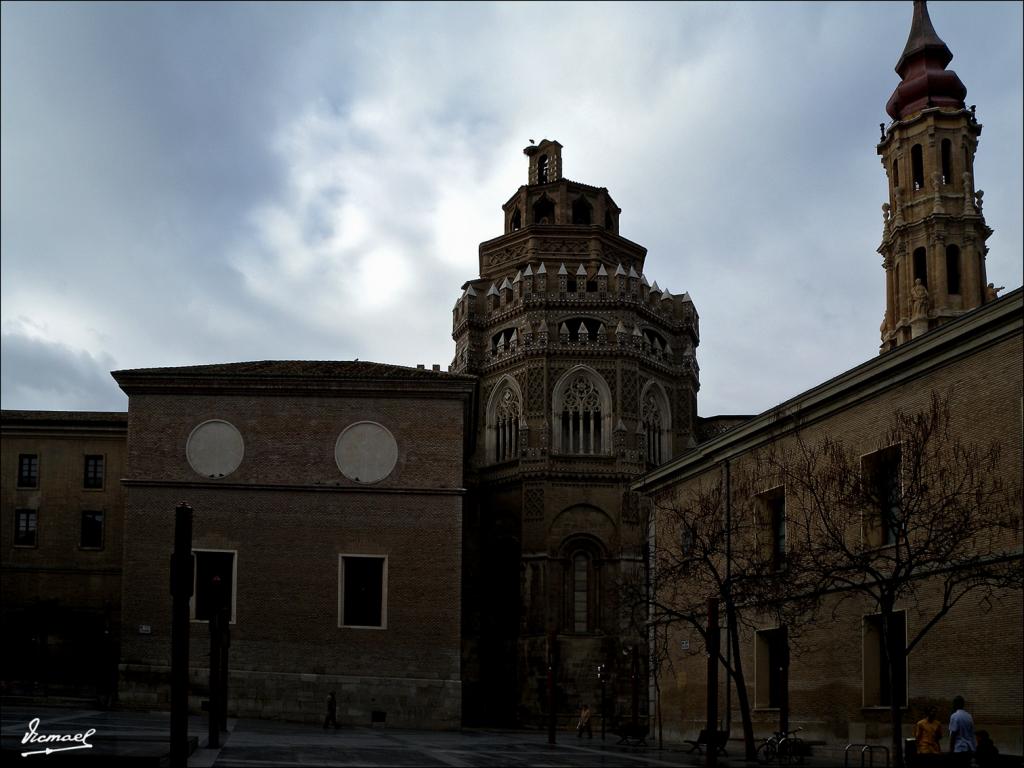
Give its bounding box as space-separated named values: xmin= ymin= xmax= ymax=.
xmin=452 ymin=140 xmax=699 ymax=725
xmin=877 ymin=0 xmax=994 ymax=352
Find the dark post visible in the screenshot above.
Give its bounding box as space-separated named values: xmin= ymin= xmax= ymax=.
xmin=779 ymin=624 xmax=790 ymax=735
xmin=219 ymin=622 xmax=230 ymax=731
xmin=546 ymin=632 xmax=557 ymax=745
xmin=208 ymin=575 xmax=223 ymax=749
xmin=631 ymin=645 xmax=640 ymax=732
xmin=705 ymin=597 xmax=720 ymax=768
xmin=597 ymin=663 xmax=608 ymax=741
xmin=170 ymin=503 xmax=193 ymax=768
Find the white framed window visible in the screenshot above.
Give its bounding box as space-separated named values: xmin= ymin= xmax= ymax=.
xmin=83 ymin=454 xmax=105 ymax=490
xmin=191 ymin=549 xmax=237 ymax=623
xmin=338 ymin=554 xmax=388 ymax=630
xmin=14 ymin=508 xmax=38 ymax=547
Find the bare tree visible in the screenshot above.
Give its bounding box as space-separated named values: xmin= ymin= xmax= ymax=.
xmin=626 ymin=462 xmax=817 ymax=761
xmin=771 ymin=392 xmax=1023 ymax=768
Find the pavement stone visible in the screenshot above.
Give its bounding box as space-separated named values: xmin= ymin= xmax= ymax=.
xmin=1 ymin=704 xmax=860 ymax=768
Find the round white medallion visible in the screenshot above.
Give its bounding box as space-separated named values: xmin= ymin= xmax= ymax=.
xmin=186 ymin=420 xmax=245 ymax=478
xmin=335 ymin=421 xmax=398 ymax=484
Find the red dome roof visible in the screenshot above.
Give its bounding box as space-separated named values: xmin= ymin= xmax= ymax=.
xmin=885 ymin=0 xmax=966 ymax=120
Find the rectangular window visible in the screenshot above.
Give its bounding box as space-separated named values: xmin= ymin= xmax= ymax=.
xmin=191 ymin=550 xmax=236 ymax=623
xmin=863 ymin=611 xmax=907 ymax=707
xmin=80 ymin=510 xmax=104 ymax=549
xmin=756 ymin=486 xmax=787 ymax=570
xmin=83 ymin=455 xmax=104 ymax=489
xmin=862 ymin=445 xmax=902 ymax=547
xmin=339 ymin=554 xmax=387 ymax=629
xmin=17 ymin=454 xmax=39 ymax=488
xmin=755 ymin=627 xmax=788 ymax=709
xmin=14 ymin=509 xmax=38 ymax=547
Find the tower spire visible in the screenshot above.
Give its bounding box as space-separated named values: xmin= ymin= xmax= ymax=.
xmin=876 ymin=1 xmax=992 ymax=353
xmin=886 ymin=0 xmax=966 ymax=120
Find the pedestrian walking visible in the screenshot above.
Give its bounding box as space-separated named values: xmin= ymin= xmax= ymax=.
xmin=576 ymin=703 xmax=593 ymax=739
xmin=324 ymin=691 xmax=340 ymax=730
xmin=914 ymin=705 xmax=943 ymax=756
xmin=948 ymin=695 xmax=975 ymax=765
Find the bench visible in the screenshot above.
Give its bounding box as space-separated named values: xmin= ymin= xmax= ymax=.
xmin=684 ymin=729 xmax=729 ymax=756
xmin=613 ymin=721 xmax=650 ymax=747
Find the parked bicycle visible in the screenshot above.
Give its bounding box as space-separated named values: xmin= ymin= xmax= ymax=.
xmin=757 ymin=727 xmax=805 ymax=765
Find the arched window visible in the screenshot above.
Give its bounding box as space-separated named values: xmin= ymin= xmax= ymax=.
xmin=557 ymin=531 xmax=607 ymax=635
xmin=538 ymin=155 xmax=549 ymax=184
xmin=533 ymin=195 xmax=555 ymax=225
xmin=573 ymin=552 xmax=589 ymax=632
xmin=640 ymin=381 xmax=672 ymax=468
xmin=552 ymin=366 xmax=612 ymax=455
xmin=571 ymin=196 xmax=592 ymax=225
xmin=946 ymin=245 xmax=961 ymax=295
xmin=913 ymin=247 xmax=928 ymax=287
xmin=911 ymin=144 xmax=924 ymax=191
xmin=486 ymin=376 xmax=523 ymax=463
xmin=510 ymin=207 xmax=522 ymax=231
xmin=892 ymin=159 xmax=899 ymax=188
xmin=941 ymin=139 xmax=952 ymax=185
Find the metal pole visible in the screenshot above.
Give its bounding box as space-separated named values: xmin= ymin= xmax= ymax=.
xmin=208 ymin=575 xmax=222 ymax=749
xmin=219 ymin=622 xmax=230 ymax=732
xmin=706 ymin=597 xmax=720 ymax=768
xmin=170 ymin=502 xmax=193 ymax=768
xmin=724 ymin=461 xmax=732 ymax=735
xmin=780 ymin=624 xmax=790 ymax=735
xmin=547 ymin=632 xmax=556 ymax=745
xmin=631 ymin=645 xmax=640 ymax=732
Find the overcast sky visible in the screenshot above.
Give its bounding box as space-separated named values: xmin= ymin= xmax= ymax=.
xmin=2 ymin=1 xmax=1021 ymax=417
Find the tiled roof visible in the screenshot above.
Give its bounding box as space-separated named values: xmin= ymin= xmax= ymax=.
xmin=111 ymin=360 xmax=474 ymax=381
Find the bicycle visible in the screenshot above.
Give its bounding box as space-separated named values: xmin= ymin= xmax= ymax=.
xmin=757 ymin=727 xmax=805 ymax=765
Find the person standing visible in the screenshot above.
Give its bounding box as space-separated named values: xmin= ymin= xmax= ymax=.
xmin=576 ymin=703 xmax=593 ymax=739
xmin=324 ymin=691 xmax=340 ymax=730
xmin=948 ymin=695 xmax=975 ymax=763
xmin=914 ymin=706 xmax=943 ymax=756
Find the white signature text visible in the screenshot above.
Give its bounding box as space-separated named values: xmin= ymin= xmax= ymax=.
xmin=21 ymin=718 xmax=96 ymax=757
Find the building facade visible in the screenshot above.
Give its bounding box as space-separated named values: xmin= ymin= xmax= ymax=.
xmin=640 ymin=288 xmax=1023 ymax=753
xmin=452 ymin=140 xmax=700 ymax=724
xmin=639 ymin=0 xmax=1022 ymax=754
xmin=0 ymin=410 xmax=127 ymax=700
xmin=111 ymin=361 xmax=474 ymax=728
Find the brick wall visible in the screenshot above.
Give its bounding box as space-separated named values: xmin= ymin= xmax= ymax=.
xmin=647 ymin=307 xmax=1023 ymax=754
xmin=118 ymin=381 xmax=469 ymax=728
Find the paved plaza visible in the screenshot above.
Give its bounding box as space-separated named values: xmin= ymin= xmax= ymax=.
xmin=1 ymin=704 xmax=859 ymax=768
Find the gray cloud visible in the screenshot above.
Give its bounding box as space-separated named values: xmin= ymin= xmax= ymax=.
xmin=0 ymin=330 xmax=126 ymax=412
xmin=2 ymin=1 xmax=1021 ymax=416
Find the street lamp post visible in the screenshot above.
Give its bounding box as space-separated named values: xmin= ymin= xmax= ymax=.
xmin=170 ymin=502 xmax=193 ymax=768
xmin=597 ymin=663 xmax=609 ymax=741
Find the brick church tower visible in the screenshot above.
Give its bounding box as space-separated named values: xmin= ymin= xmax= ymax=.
xmin=451 ymin=140 xmax=700 ymax=724
xmin=877 ymin=0 xmax=995 ymax=352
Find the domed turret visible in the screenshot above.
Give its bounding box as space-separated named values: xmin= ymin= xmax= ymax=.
xmin=885 ymin=0 xmax=966 ymax=120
